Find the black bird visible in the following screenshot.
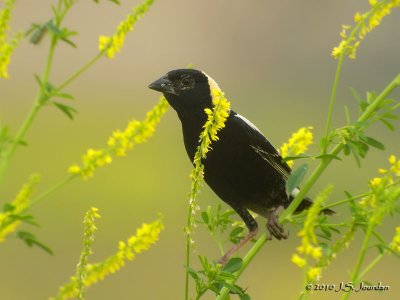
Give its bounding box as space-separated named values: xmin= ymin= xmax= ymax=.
xmin=149 ymin=69 xmax=333 ymax=263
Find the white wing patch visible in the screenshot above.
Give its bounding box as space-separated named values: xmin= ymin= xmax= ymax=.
xmin=291 ymin=187 xmax=300 ymax=198
xmin=235 ymin=114 xmax=262 ymax=133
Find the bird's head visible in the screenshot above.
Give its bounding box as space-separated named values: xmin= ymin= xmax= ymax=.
xmin=148 ymin=69 xmax=221 ymax=114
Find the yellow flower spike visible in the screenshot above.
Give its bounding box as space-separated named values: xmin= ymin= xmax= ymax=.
xmin=0 ymin=0 xmax=22 ymax=79
xmin=370 ymin=177 xmax=383 ymax=188
xmin=280 ymin=126 xmax=313 ymax=168
xmin=52 ymin=217 xmax=164 ymax=300
xmin=291 ymin=186 xmax=333 ymax=280
xmin=307 ymin=267 xmax=322 ymax=281
xmin=99 ymin=0 xmax=155 ymax=59
xmin=354 ymin=12 xmax=363 ymax=22
xmin=68 ymin=97 xmax=169 ymax=179
xmin=187 ymin=87 xmax=231 ymax=231
xmin=291 ymin=254 xmax=306 ymax=268
xmin=311 ymin=246 xmax=323 ymax=260
xmin=0 ymin=174 xmax=40 ymax=242
xmin=390 ymin=227 xmax=400 ymax=253
xmin=333 ymin=0 xmax=400 ymax=59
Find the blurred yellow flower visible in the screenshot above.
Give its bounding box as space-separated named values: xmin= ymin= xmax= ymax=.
xmin=307 ymin=267 xmax=322 ymax=281
xmin=53 ymin=217 xmax=164 ymax=300
xmin=332 ymin=0 xmax=400 ymax=59
xmin=0 ymin=174 xmax=40 ymax=241
xmin=280 ymin=126 xmax=313 ymax=168
xmin=291 ymin=254 xmax=306 ymax=268
xmin=0 ymin=0 xmax=22 ymax=78
xmin=68 ymin=97 xmax=169 ymax=179
xmin=390 ymin=226 xmax=400 ymax=253
xmin=99 ymin=0 xmax=155 ymax=58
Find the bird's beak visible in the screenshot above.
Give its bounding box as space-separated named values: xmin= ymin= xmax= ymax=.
xmin=148 ymin=76 xmax=178 ymax=95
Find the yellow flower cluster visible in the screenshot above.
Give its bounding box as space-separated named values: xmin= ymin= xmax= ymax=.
xmin=99 ymin=0 xmax=155 ymax=58
xmin=291 ymin=186 xmax=333 ymax=282
xmin=68 ymin=97 xmax=169 ymax=179
xmin=332 ymin=0 xmax=400 ymax=59
xmin=53 ymin=217 xmax=164 ymax=300
xmin=358 ymin=155 xmax=400 ymax=224
xmin=188 ymin=89 xmax=231 ymax=227
xmin=390 ymin=226 xmax=400 ymax=253
xmin=0 ymin=174 xmax=40 ymax=241
xmin=75 ymin=207 xmax=101 ymax=300
xmin=280 ymin=126 xmax=313 ymax=168
xmin=0 ymin=0 xmax=22 ymax=78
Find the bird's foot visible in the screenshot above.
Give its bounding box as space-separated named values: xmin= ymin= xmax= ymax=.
xmin=266 ymin=209 xmax=288 ymax=240
xmin=218 ymin=228 xmax=258 ymax=265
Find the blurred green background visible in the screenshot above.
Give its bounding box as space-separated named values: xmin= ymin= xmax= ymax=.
xmin=1 ymin=0 xmax=399 ymax=299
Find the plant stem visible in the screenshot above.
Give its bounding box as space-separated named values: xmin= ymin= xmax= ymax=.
xmin=0 ymin=0 xmax=85 ymax=186
xmin=56 ymin=51 xmax=104 ymax=91
xmin=216 ymin=235 xmax=268 ymax=300
xmin=341 ymin=223 xmax=374 ymax=300
xmin=31 ymin=174 xmax=76 ymax=207
xmin=323 ymin=192 xmax=370 ymax=209
xmin=185 ymin=203 xmax=192 ymax=300
xmin=0 ymin=98 xmax=40 ymax=185
xmin=0 ymin=32 xmax=59 ymax=186
xmin=323 ymin=53 xmax=345 ymax=151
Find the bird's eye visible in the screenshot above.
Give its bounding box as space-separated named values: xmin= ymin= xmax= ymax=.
xmin=179 ymin=76 xmax=194 ymax=90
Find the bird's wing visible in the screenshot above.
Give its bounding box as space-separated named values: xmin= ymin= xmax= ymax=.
xmin=233 ymin=113 xmax=291 ymax=180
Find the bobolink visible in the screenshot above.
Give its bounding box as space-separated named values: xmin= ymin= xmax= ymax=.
xmin=149 ymin=69 xmax=333 ymax=263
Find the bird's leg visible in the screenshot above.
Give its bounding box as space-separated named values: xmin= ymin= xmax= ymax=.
xmin=265 ymin=206 xmax=288 ymax=240
xmin=218 ymin=206 xmax=258 ymax=265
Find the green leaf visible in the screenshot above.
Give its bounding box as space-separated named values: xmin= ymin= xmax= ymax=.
xmin=60 ymin=36 xmax=77 ymax=48
xmin=239 ymin=293 xmax=251 ymax=300
xmin=55 ymin=92 xmax=75 ymax=100
xmin=17 ymin=231 xmax=54 ymax=255
xmin=187 ymin=266 xmax=199 ymax=281
xmin=45 ymin=20 xmax=62 ymax=37
xmin=201 ymin=211 xmax=209 ymax=225
xmin=34 ymin=74 xmax=44 ymax=89
xmin=366 ymin=91 xmax=376 ymax=104
xmin=29 ymin=24 xmax=48 ymax=45
xmin=286 ymin=163 xmax=309 ymax=194
xmin=229 ymin=227 xmax=244 ymax=244
xmin=380 ymin=119 xmax=395 ymax=131
xmin=3 ymin=203 xmax=15 ymax=212
xmin=223 ymin=257 xmax=242 ymax=273
xmin=360 ymin=136 xmax=385 ymax=150
xmin=383 ymin=113 xmax=400 ymax=120
xmin=53 ymin=102 xmax=78 ymax=120
xmin=8 ymin=214 xmax=39 ymax=227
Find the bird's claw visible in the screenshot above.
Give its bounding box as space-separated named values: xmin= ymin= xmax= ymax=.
xmin=266 ymin=213 xmax=288 ymax=240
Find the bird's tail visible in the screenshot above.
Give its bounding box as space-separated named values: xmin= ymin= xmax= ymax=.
xmin=292 ymin=196 xmax=335 ymax=215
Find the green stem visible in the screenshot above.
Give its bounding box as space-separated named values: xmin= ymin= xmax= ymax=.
xmin=357 ymin=252 xmax=385 ymax=280
xmin=323 ymin=53 xmax=345 ymax=151
xmin=341 ymin=223 xmax=374 ymax=300
xmin=0 ymin=33 xmax=59 ymax=186
xmin=185 ymin=203 xmax=192 ymax=300
xmin=31 ymin=175 xmax=76 ymax=207
xmin=323 ymin=192 xmax=370 ymax=209
xmin=0 ymin=0 xmax=84 ymax=186
xmin=56 ymin=51 xmax=104 ymax=92
xmin=0 ymin=98 xmax=40 ymax=185
xmin=216 ymin=235 xmax=268 ymax=300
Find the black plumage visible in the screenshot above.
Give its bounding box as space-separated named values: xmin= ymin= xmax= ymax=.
xmin=149 ymin=69 xmax=332 ymax=262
